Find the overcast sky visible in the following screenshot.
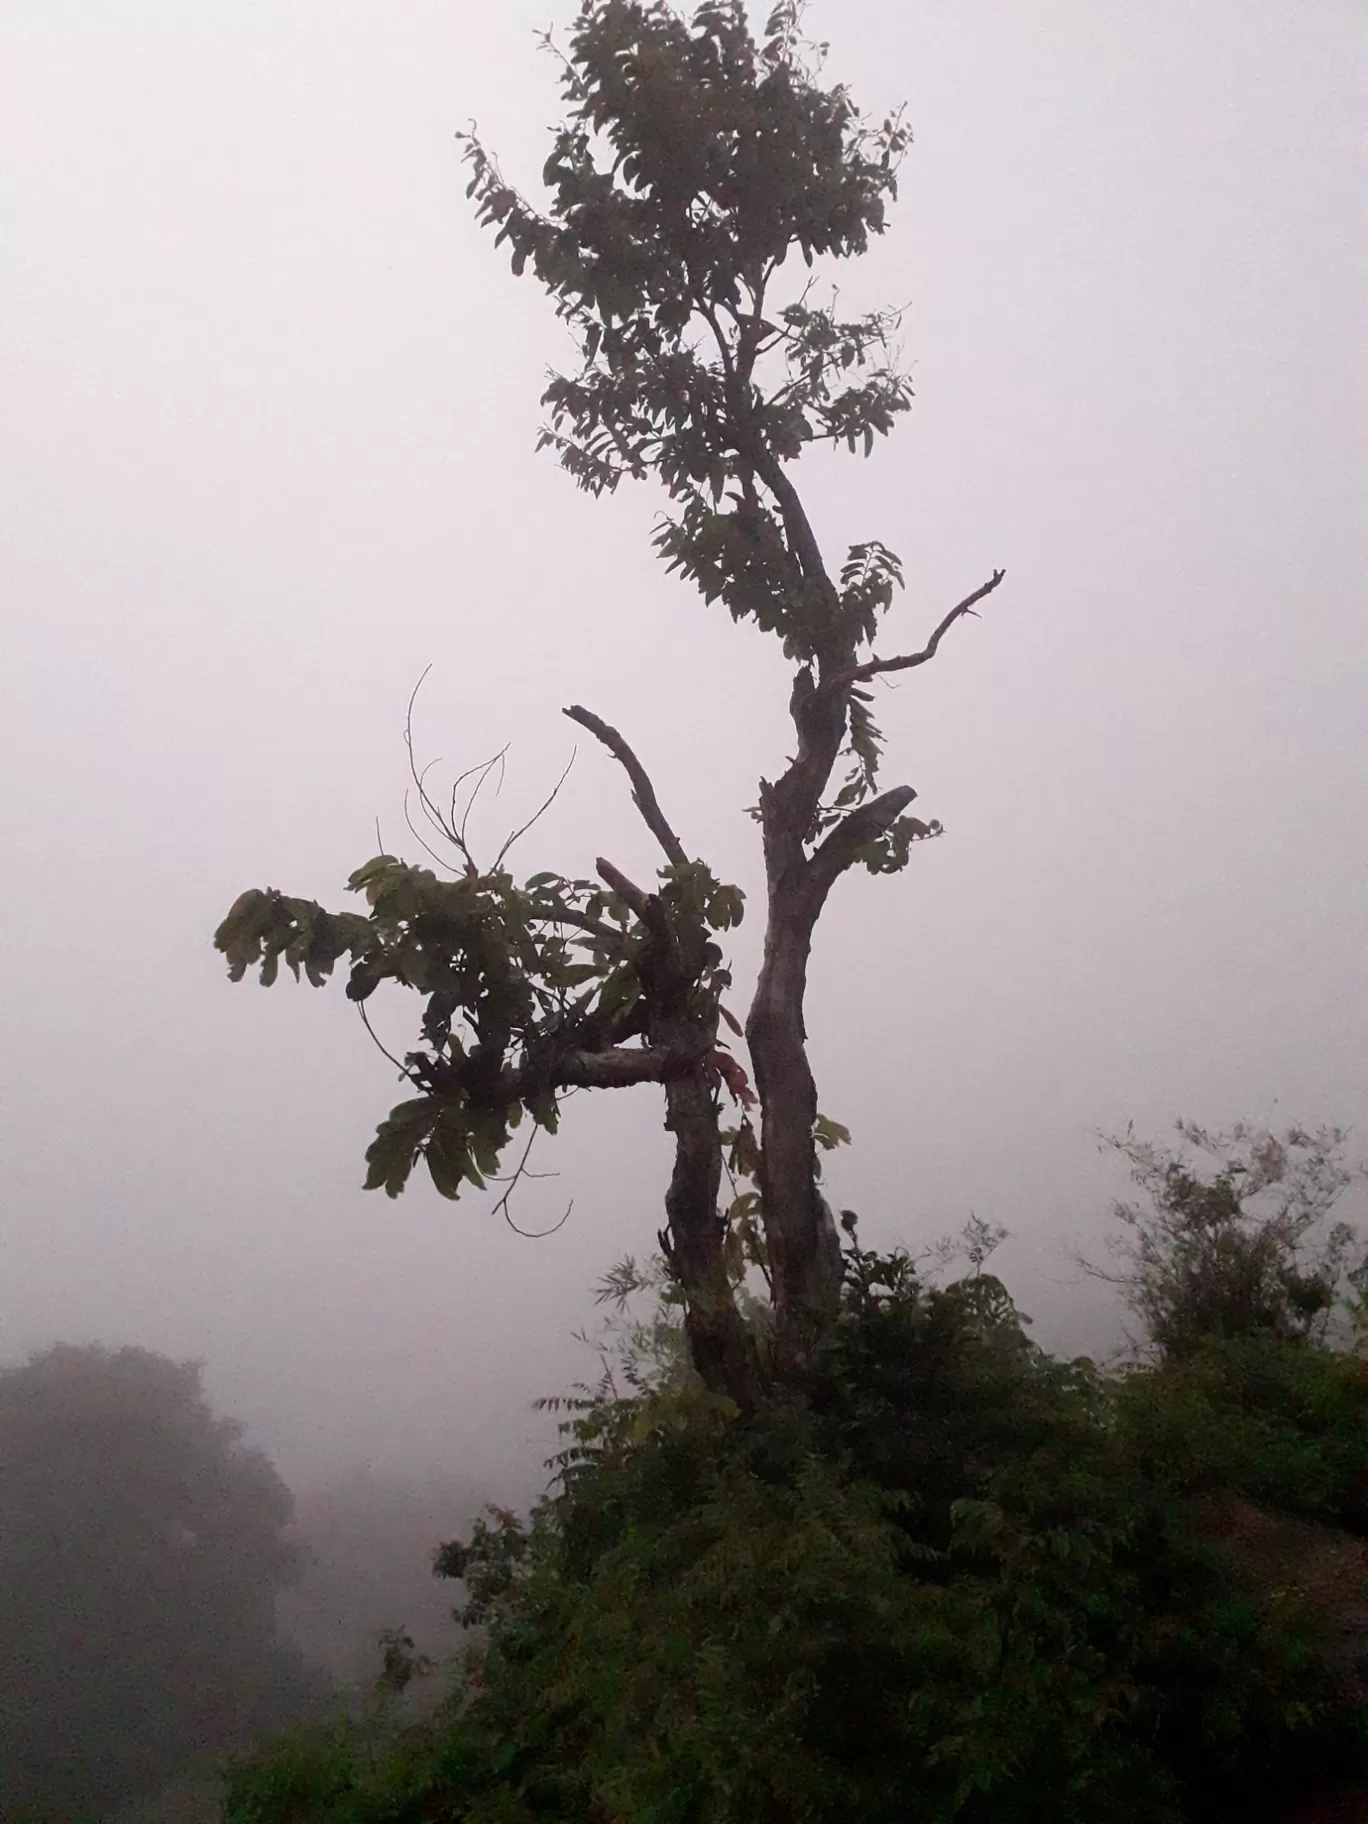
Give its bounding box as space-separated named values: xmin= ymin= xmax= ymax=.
xmin=1 ymin=0 xmax=1362 ymax=1500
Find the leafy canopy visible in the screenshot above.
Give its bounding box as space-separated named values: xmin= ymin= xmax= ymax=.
xmin=216 ymin=849 xmax=744 ymax=1204
xmin=461 ymin=0 xmax=923 ymax=819
xmin=214 ymin=1 xmax=953 ymax=1223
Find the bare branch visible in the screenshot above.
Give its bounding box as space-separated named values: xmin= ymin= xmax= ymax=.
xmin=357 ymin=1003 xmax=421 ymax=1086
xmin=503 ymin=1197 xmax=574 ymax=1240
xmin=564 ymin=705 xmax=689 ymax=866
xmin=493 ymin=750 xmax=577 ymax=871
xmin=401 ymin=667 xmax=514 ymax=873
xmin=432 ymin=1041 xmax=693 ymax=1111
xmin=489 ymin=1124 xmax=574 ymax=1239
xmin=593 ymin=855 xmax=650 ymax=917
xmin=414 ymin=756 xmax=454 ymax=845
xmin=824 ymin=569 xmax=1006 ymax=694
xmin=402 ymin=663 xmax=574 ymax=877
xmin=455 ymin=748 xmax=507 ymax=856
xmin=402 ymin=791 xmax=464 ymax=877
xmin=404 ymin=667 xmax=465 ymax=862
xmin=594 ymin=856 xmax=673 ymax=952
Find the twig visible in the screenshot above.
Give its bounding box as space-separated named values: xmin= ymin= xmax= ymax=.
xmin=414 ymin=755 xmax=451 ymax=844
xmin=403 ymin=791 xmax=464 ymax=876
xmin=403 ymin=667 xmax=446 ymax=835
xmin=357 ymin=1003 xmax=421 ymax=1085
xmin=494 ymin=750 xmax=577 ymax=870
xmin=455 ymin=749 xmax=507 ymax=857
xmin=563 ymin=706 xmax=688 ymax=867
xmin=403 ymin=667 xmax=474 ymax=868
xmin=403 ymin=667 xmax=520 ymax=873
xmin=719 ymin=1148 xmax=774 ymax=1297
xmin=490 ymin=1125 xmax=574 ymax=1239
xmin=823 ymin=569 xmax=1006 ymax=694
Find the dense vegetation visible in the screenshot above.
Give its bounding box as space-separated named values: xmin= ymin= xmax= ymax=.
xmin=4 ymin=1130 xmax=1359 ymax=1822
xmin=224 ymin=1124 xmax=1368 ymax=1824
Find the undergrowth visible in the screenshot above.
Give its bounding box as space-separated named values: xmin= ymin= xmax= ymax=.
xmin=224 ymin=1240 xmax=1368 ymax=1824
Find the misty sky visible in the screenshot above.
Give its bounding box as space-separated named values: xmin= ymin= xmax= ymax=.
xmin=2 ymin=1 xmax=1362 ymax=1501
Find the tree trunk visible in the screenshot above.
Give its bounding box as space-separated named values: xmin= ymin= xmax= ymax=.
xmin=661 ymin=1066 xmax=760 ymax=1410
xmin=602 ymin=853 xmax=760 ymax=1411
xmin=745 ymin=670 xmax=919 ymax=1364
xmin=745 ymin=882 xmax=843 ymax=1355
xmin=744 ymin=671 xmax=849 ymax=1358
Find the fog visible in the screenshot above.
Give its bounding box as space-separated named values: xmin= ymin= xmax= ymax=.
xmin=1 ymin=0 xmax=1361 ymax=1510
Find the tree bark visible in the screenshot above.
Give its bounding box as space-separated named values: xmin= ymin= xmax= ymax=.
xmin=746 ymin=676 xmax=924 ymax=1361
xmin=643 ymin=908 xmax=759 ymax=1411
xmin=661 ymin=1063 xmax=760 ymax=1410
xmin=744 ymin=671 xmax=849 ymax=1353
xmin=580 ymin=828 xmax=759 ymax=1410
xmin=745 ymin=880 xmax=843 ymax=1350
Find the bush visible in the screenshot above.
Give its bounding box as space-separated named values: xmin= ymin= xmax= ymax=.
xmin=224 ymin=1242 xmax=1368 ymax=1824
xmin=1094 ymin=1121 xmax=1365 ymax=1360
xmin=1114 ymin=1334 xmax=1368 ymax=1530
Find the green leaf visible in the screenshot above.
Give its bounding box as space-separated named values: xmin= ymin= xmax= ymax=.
xmin=364 ymin=1098 xmax=439 ymax=1199
xmin=347 ymin=855 xmax=400 ymax=892
xmin=555 ymin=962 xmax=601 ymax=989
xmin=425 ymin=1109 xmax=474 ymax=1200
xmin=813 ymin=1114 xmax=852 ymax=1151
xmin=705 ymin=883 xmax=745 ymax=930
xmin=595 ymin=969 xmax=641 ymax=1021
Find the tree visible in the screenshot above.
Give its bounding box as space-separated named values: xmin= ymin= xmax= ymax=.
xmin=0 ymin=1344 xmax=324 ymax=1820
xmin=214 ymin=0 xmax=1004 ymax=1398
xmin=1092 ymin=1119 xmax=1366 ymax=1360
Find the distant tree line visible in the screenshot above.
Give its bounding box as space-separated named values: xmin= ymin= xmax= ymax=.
xmin=0 ymin=1344 xmax=326 ymax=1821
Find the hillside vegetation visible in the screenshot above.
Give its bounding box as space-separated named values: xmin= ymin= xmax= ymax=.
xmin=225 ymin=1126 xmax=1368 ymax=1824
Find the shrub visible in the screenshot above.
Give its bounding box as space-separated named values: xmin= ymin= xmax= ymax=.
xmin=1094 ymin=1121 xmax=1365 ymax=1361
xmin=224 ymin=1243 xmax=1367 ymax=1824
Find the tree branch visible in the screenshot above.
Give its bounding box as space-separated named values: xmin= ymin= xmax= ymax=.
xmin=512 ymin=1044 xmax=697 ymax=1094
xmin=741 ymin=433 xmax=834 ymax=602
xmin=823 ymin=569 xmax=1006 ymax=695
xmin=493 ymin=751 xmax=576 ymax=869
xmin=595 ymin=856 xmax=674 ymax=955
xmin=488 ymin=1125 xmax=573 ymax=1239
xmin=528 ymin=905 xmax=621 ymax=945
xmin=594 ymin=856 xmax=650 ymax=918
xmin=807 ymin=785 xmax=918 ymax=898
xmin=564 ymin=706 xmax=688 ymax=867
